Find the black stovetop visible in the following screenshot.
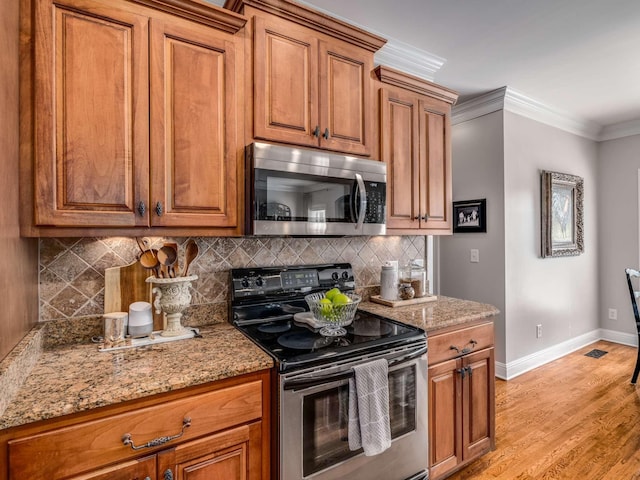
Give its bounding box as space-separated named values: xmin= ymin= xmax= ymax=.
xmin=229 ymin=264 xmax=426 ymax=373
xmin=236 ymin=311 xmax=423 ymax=372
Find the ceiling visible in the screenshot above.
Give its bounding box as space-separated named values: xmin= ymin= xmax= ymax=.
xmin=209 ymin=0 xmax=640 ymax=130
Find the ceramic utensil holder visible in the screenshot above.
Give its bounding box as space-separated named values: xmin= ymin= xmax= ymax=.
xmin=146 ymin=275 xmax=197 ymax=337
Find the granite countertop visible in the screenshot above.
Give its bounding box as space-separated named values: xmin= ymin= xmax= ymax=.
xmin=358 ymin=295 xmax=499 ymax=333
xmin=0 ymin=323 xmax=273 ymax=431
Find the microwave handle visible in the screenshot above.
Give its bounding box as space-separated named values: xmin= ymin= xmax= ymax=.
xmin=354 ymin=173 xmax=367 ymax=230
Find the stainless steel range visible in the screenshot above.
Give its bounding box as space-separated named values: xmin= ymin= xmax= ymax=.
xmin=230 ymin=263 xmax=429 ymax=480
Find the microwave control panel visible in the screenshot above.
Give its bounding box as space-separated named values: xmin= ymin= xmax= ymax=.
xmin=363 ymin=181 xmax=386 ymax=224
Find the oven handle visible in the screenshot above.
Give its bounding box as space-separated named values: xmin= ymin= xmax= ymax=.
xmin=283 ymin=345 xmax=427 ymax=391
xmin=354 ymin=173 xmax=367 ymax=230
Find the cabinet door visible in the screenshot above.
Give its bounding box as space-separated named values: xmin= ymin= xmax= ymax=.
xmin=253 ymin=16 xmax=319 ymax=148
xmin=379 ymin=88 xmax=420 ymax=230
xmin=34 ymin=0 xmax=150 ymax=227
xmin=319 ymin=40 xmax=372 ymax=155
xmin=428 ymin=358 xmax=462 ymax=479
xmin=418 ymin=98 xmax=452 ymax=232
xmin=68 ymin=456 xmax=155 ymax=480
xmin=149 ymin=17 xmax=239 ymax=228
xmin=158 ymin=422 xmax=262 ymax=480
xmin=462 ymin=347 xmax=495 ymax=461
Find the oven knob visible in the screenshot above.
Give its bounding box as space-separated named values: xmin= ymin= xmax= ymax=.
xmin=255 ymin=276 xmax=264 ymax=287
xmin=241 ymin=277 xmax=250 ymax=288
xmin=331 ymin=272 xmax=339 ymax=280
xmin=342 ymin=271 xmax=349 ymax=280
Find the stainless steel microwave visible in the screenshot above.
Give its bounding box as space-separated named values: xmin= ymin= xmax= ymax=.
xmin=245 ymin=142 xmax=386 ymax=236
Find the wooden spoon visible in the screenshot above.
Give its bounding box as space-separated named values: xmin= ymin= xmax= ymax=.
xmin=139 ymin=248 xmax=160 ymax=278
xmin=182 ymin=239 xmax=199 ymax=277
xmin=157 ymin=244 xmax=178 ymax=278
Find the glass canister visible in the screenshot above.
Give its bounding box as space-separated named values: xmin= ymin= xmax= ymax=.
xmin=398 ymin=264 xmax=415 ymax=300
xmin=400 ymin=260 xmax=427 ymax=298
xmin=409 ymin=260 xmax=427 ymax=298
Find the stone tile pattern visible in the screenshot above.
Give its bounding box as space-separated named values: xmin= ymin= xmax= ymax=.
xmin=39 ymin=236 xmax=425 ymax=321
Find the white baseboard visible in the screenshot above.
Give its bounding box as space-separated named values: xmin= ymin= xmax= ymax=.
xmin=599 ymin=328 xmax=638 ymax=347
xmin=494 ymin=329 xmax=633 ymax=380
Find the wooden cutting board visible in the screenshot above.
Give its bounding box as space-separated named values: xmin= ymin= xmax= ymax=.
xmin=370 ymin=294 xmax=438 ymax=307
xmin=104 ymin=261 xmax=164 ymax=331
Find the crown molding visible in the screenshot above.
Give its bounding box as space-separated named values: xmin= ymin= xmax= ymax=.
xmin=374 ymin=39 xmax=445 ymax=82
xmin=452 ymin=87 xmax=605 ymax=141
xmin=599 ymin=119 xmax=640 ymax=141
xmin=295 ymin=0 xmax=445 ymax=81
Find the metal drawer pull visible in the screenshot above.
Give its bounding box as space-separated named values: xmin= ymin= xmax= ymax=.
xmin=122 ymin=417 xmax=191 ymax=450
xmin=450 ymin=339 xmax=477 ymax=355
xmin=164 ymin=470 xmax=174 ymax=480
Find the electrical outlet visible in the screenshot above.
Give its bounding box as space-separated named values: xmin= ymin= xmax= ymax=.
xmin=536 ymin=324 xmax=542 ymax=338
xmin=608 ymin=308 xmax=617 ymax=320
xmin=470 ymin=249 xmax=480 ymax=263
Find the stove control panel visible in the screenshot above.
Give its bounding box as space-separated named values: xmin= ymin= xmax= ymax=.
xmin=230 ymin=263 xmax=355 ymax=300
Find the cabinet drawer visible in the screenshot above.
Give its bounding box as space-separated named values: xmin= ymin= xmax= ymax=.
xmin=428 ymin=322 xmax=494 ymax=365
xmin=8 ymin=380 xmax=263 ymax=479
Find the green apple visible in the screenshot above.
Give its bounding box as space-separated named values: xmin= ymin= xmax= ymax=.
xmin=319 ymin=297 xmax=333 ymax=316
xmin=325 ymin=287 xmax=341 ymax=301
xmin=332 ymin=293 xmax=351 ymax=305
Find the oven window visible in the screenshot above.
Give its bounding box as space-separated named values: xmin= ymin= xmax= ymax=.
xmin=302 ymin=364 xmax=417 ymax=477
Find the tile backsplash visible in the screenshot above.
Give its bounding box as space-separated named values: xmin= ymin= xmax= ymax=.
xmin=39 ymin=236 xmax=426 ymax=321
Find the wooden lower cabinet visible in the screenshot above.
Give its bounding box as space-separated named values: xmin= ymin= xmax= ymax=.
xmin=428 ymin=322 xmax=495 ymax=480
xmin=68 ymin=456 xmax=156 ymax=480
xmin=3 ymin=371 xmax=269 ymax=480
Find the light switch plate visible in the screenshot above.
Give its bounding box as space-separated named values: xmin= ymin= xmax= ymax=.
xmin=470 ymin=249 xmax=480 ymax=263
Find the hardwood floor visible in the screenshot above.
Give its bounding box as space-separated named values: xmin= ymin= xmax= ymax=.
xmin=448 ymin=340 xmax=640 ymax=479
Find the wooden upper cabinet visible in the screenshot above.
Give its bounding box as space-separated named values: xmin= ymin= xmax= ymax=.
xmin=25 ymin=0 xmax=245 ymax=234
xmin=319 ymin=40 xmax=372 ymax=155
xmin=33 ymin=0 xmax=150 ymax=227
xmin=232 ymin=0 xmax=385 ymax=156
xmin=150 ymin=17 xmax=238 ymax=228
xmin=376 ymin=66 xmax=458 ymax=235
xmin=380 ymin=88 xmax=420 ymax=230
xmin=253 ymin=16 xmax=319 ymax=148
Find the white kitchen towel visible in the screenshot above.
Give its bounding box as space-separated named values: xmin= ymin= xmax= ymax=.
xmin=347 ymin=358 xmax=391 ymax=456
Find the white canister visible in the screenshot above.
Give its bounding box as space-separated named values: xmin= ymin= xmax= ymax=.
xmin=128 ymin=301 xmax=153 ymax=338
xmin=380 ymin=263 xmax=399 ymax=301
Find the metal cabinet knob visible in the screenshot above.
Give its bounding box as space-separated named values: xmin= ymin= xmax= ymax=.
xmin=137 ymin=201 xmax=146 ymax=217
xmin=313 ymin=125 xmax=320 ymax=138
xmin=323 ymin=127 xmax=330 ymax=140
xmin=155 ymin=201 xmax=163 ymax=216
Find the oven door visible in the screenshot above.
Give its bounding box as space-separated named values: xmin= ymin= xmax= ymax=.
xmin=279 ymin=346 xmax=428 ymax=480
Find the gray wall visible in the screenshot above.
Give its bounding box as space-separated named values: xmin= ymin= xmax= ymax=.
xmin=598 ymin=134 xmax=640 ymax=340
xmin=503 ymin=112 xmax=599 ymax=363
xmin=441 ymin=109 xmax=600 ymax=369
xmin=439 ymin=111 xmax=507 ymax=364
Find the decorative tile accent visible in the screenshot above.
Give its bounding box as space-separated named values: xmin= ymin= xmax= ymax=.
xmin=39 ymin=236 xmax=426 ymax=321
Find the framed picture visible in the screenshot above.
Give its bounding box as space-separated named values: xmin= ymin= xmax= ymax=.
xmin=453 ymin=199 xmax=486 ymax=233
xmin=541 ymin=170 xmax=584 ymax=258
